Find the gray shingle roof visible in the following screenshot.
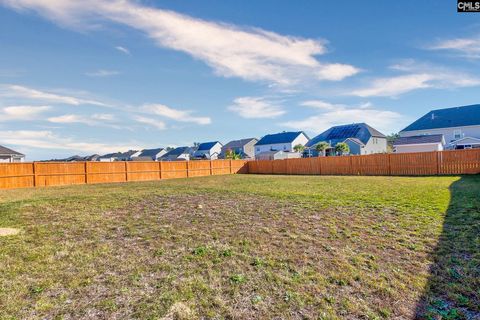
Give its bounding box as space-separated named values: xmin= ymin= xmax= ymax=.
xmin=393 ymin=134 xmax=444 ymax=145
xmin=401 ymin=104 xmax=480 ymax=132
xmin=306 ymin=123 xmax=385 ymax=147
xmin=138 ymin=148 xmax=164 ymax=157
xmin=223 ymin=138 xmax=257 ymax=149
xmin=0 ymin=145 xmax=24 ymax=156
xmin=162 ymin=146 xmax=193 ymax=157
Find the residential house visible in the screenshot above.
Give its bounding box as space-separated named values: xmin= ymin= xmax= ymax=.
xmin=254 ymin=132 xmax=309 ymax=158
xmin=193 ymin=141 xmax=222 ymax=160
xmin=160 ymin=146 xmax=195 ymax=161
xmin=305 ymin=123 xmax=387 ymax=156
xmin=0 ymin=145 xmax=25 ymax=163
xmin=399 ymin=104 xmax=480 ymax=150
xmin=131 ymin=148 xmax=167 ymax=161
xmin=220 ymin=138 xmax=258 ymax=159
xmin=256 ymin=150 xmax=302 ymax=161
xmin=98 ymin=150 xmax=139 ymax=162
xmin=393 ymin=134 xmax=445 ymax=153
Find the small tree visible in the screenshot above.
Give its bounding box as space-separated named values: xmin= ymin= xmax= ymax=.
xmin=293 ymin=144 xmax=305 ymax=153
xmin=315 ymin=142 xmax=330 ymax=156
xmin=335 ymin=142 xmax=350 ymax=155
xmin=225 ymin=149 xmax=242 ymax=160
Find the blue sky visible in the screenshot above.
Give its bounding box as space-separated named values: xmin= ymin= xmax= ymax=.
xmin=0 ymin=0 xmax=479 ymax=160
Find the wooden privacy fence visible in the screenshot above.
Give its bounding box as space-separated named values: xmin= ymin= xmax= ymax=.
xmin=248 ymin=149 xmax=480 ymax=176
xmin=0 ymin=160 xmax=248 ymax=189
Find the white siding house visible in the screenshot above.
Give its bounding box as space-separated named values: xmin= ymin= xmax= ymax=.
xmin=0 ymin=145 xmax=25 ymax=163
xmin=400 ymin=104 xmax=480 ymax=150
xmin=254 ymin=131 xmax=309 ymax=156
xmin=193 ymin=141 xmax=223 ymax=160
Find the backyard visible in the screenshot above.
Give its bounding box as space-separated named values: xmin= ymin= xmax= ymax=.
xmin=0 ymin=174 xmax=479 ymax=319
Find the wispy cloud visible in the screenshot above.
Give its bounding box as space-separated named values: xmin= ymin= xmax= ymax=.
xmin=133 ymin=115 xmax=167 ymax=130
xmin=228 ymin=96 xmax=286 ymax=119
xmin=85 ymin=69 xmax=120 ymax=77
xmin=300 ymin=100 xmax=346 ymax=111
xmin=0 ymin=105 xmax=52 ymax=121
xmin=47 ymin=113 xmax=119 ymax=128
xmin=142 ymin=103 xmax=211 ymax=125
xmin=428 ymin=37 xmax=480 ymax=59
xmin=350 ymin=61 xmax=480 ymax=97
xmin=0 ymin=0 xmax=359 ymax=85
xmin=0 ymin=130 xmax=141 ymax=154
xmin=282 ymin=100 xmax=405 ymax=134
xmin=115 ymin=45 xmax=130 ymax=55
xmin=351 ymin=74 xmax=434 ymax=97
xmin=0 ymin=84 xmax=107 ymax=106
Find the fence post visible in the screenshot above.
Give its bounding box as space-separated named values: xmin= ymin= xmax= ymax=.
xmin=318 ymin=157 xmax=322 ymax=176
xmin=229 ymin=160 xmax=233 ymax=174
xmin=387 ymin=154 xmax=392 ymax=176
xmin=435 ymin=151 xmax=440 ymax=175
xmin=210 ymin=160 xmax=213 ymax=176
xmin=32 ymin=162 xmax=37 ymax=187
xmin=84 ymin=162 xmax=88 ymax=184
xmin=125 ymin=162 xmax=128 ymax=182
xmin=159 ymin=161 xmax=163 ymax=180
xmin=187 ymin=161 xmax=190 ymax=178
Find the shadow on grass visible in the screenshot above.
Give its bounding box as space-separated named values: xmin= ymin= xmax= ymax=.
xmin=416 ymin=175 xmax=480 ymax=320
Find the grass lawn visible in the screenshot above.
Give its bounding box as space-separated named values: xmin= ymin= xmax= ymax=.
xmin=0 ymin=174 xmax=479 ymax=319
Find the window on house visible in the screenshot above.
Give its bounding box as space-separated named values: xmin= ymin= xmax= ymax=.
xmin=284 ymin=145 xmax=287 ymax=150
xmin=256 ymin=148 xmax=260 ymax=152
xmin=454 ymin=130 xmax=462 ymax=140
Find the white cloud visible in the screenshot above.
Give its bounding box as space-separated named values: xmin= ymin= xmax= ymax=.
xmin=142 ymin=103 xmax=211 ymax=125
xmin=0 ymin=0 xmax=359 ymax=85
xmin=134 ymin=115 xmax=167 ymax=130
xmin=300 ymin=100 xmax=345 ymax=111
xmin=47 ymin=113 xmax=121 ymax=129
xmin=428 ymin=37 xmax=480 ymax=58
xmin=85 ymin=69 xmax=120 ymax=77
xmin=350 ymin=61 xmax=480 ymax=97
xmin=282 ymin=100 xmax=405 ymax=134
xmin=228 ymin=96 xmax=286 ymax=119
xmin=351 ymin=74 xmax=434 ymax=97
xmin=0 ymin=84 xmax=107 ymax=106
xmin=115 ymin=45 xmax=130 ymax=55
xmin=0 ymin=130 xmax=140 ymax=154
xmin=0 ymin=105 xmax=51 ymax=121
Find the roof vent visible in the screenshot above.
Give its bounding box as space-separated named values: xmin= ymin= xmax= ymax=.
xmin=431 ymin=113 xmax=435 ymax=120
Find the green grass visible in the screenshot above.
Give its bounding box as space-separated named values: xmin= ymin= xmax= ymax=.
xmin=0 ymin=174 xmax=479 ymax=319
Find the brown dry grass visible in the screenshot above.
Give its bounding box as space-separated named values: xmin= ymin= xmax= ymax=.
xmin=0 ymin=174 xmax=478 ymax=319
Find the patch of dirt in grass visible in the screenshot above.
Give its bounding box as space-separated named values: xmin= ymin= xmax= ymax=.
xmin=0 ymin=227 xmax=20 ymax=236
xmin=1 ymin=193 xmax=437 ymax=319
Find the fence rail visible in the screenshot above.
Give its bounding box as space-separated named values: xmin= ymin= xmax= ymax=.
xmin=0 ymin=160 xmax=249 ymax=189
xmin=248 ymin=149 xmax=480 ymax=176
